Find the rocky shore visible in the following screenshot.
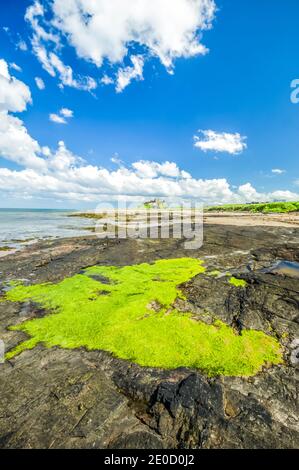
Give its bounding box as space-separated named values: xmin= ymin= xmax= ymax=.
xmin=0 ymin=221 xmax=298 ymax=449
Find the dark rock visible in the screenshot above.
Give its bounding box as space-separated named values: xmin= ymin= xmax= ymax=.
xmin=0 ymin=225 xmax=298 ymax=448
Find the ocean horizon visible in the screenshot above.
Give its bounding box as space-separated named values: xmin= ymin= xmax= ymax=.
xmin=0 ymin=208 xmax=92 ymax=248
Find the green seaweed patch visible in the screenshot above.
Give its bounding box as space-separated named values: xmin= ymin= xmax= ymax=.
xmin=229 ymin=277 xmax=248 ymax=288
xmin=4 ymin=258 xmax=281 ymax=376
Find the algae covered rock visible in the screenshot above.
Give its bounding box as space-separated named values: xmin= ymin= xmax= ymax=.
xmin=0 ymin=224 xmax=298 ymax=449
xmin=4 ymin=258 xmax=282 ymax=377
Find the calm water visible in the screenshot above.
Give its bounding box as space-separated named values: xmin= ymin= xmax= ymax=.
xmin=0 ymin=209 xmax=92 ymax=248
xmin=262 ymin=260 xmax=299 ymax=279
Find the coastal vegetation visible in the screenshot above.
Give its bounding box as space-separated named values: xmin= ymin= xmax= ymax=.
xmin=206 ymin=201 xmax=299 ymax=213
xmin=69 ymin=201 xmax=299 ymax=220
xmin=4 ymin=258 xmax=282 ymax=377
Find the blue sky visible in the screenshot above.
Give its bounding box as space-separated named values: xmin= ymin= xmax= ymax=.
xmin=0 ymin=0 xmax=299 ymax=208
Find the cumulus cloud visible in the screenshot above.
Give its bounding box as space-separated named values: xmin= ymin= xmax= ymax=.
xmin=47 ymin=140 xmax=82 ymax=171
xmin=0 ymin=59 xmax=32 ymax=112
xmin=49 ymin=113 xmax=67 ymax=124
xmin=269 ymin=190 xmax=299 ymax=201
xmin=35 ymin=76 xmax=45 ymax=89
xmin=1 ymin=153 xmax=298 ymax=204
xmin=0 ymin=112 xmax=46 ymax=169
xmin=132 ymin=161 xmax=190 ymax=179
xmin=194 ymin=130 xmax=247 ymax=155
xmin=0 ymin=57 xmax=297 ymax=205
xmin=237 ymin=184 xmax=299 ymax=204
xmin=60 ymin=107 xmax=73 ymax=118
xmin=0 ymin=132 xmax=298 ymax=203
xmin=238 ymin=183 xmax=261 ymax=202
xmin=49 ymin=0 xmax=215 ymax=67
xmin=49 ymin=107 xmax=73 ymax=124
xmin=0 ymin=58 xmax=46 ymax=169
xmin=25 ymin=0 xmax=216 ymax=92
xmin=271 ymin=168 xmax=286 ymax=175
xmin=0 ymin=61 xmax=10 ymax=80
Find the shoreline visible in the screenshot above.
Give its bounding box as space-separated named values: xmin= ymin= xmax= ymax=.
xmin=71 ymin=209 xmax=299 ymax=226
xmin=1 ymin=211 xmax=299 ymax=259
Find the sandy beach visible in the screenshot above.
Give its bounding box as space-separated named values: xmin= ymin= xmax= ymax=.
xmin=203 ymin=211 xmax=299 ymax=227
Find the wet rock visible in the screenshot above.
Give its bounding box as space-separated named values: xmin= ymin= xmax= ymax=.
xmin=261 ymin=260 xmax=299 ymax=279
xmin=147 ymin=300 xmax=163 ymax=312
xmin=19 ymin=301 xmax=49 ymax=319
xmin=0 ymin=224 xmax=298 ymax=448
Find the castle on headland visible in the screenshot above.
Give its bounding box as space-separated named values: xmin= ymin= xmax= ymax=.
xmin=143 ymin=198 xmax=167 ymax=209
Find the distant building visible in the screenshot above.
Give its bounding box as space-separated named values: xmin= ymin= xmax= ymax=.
xmin=143 ymin=198 xmax=167 ymax=209
xmin=246 ymin=201 xmax=269 ymax=205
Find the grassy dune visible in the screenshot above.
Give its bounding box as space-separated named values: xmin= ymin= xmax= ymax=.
xmin=206 ymin=201 xmax=299 ymax=214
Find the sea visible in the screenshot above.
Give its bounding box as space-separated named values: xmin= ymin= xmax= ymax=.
xmin=0 ymin=209 xmax=93 ymax=249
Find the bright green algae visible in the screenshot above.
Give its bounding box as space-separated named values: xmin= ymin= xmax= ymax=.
xmin=229 ymin=277 xmax=248 ymax=288
xmin=206 ymin=201 xmax=299 ymax=214
xmin=4 ymin=258 xmax=282 ymax=376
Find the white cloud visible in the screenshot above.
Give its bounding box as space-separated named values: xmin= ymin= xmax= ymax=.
xmin=101 ymin=75 xmax=114 ymax=86
xmin=9 ymin=62 xmax=22 ymax=72
xmin=110 ymin=155 xmax=125 ymax=167
xmin=271 ymin=168 xmax=286 ymax=175
xmin=0 ymin=59 xmax=32 ymax=113
xmin=35 ymin=76 xmax=45 ymax=89
xmin=237 ymin=184 xmax=299 ymax=203
xmin=25 ymin=0 xmax=216 ymax=92
xmin=194 ymin=130 xmax=247 ymax=155
xmin=0 ymin=133 xmax=298 ymax=203
xmin=116 ymin=56 xmax=144 ymax=93
xmin=0 ymin=60 xmax=10 ymax=80
xmin=238 ymin=183 xmax=261 ymax=202
xmin=47 ymin=140 xmax=82 ymax=171
xmin=269 ymin=190 xmax=299 ymax=201
xmin=49 ymin=113 xmax=67 ymax=124
xmin=50 ymin=0 xmax=215 ymax=67
xmin=1 ymin=120 xmax=296 ymax=204
xmin=0 ymin=58 xmax=45 ymax=169
xmin=1 ymin=151 xmax=298 ymax=205
xmin=25 ymin=1 xmax=59 ymax=45
xmin=60 ymin=107 xmax=73 ymax=118
xmin=47 ymin=52 xmax=97 ymax=91
xmin=25 ymin=3 xmax=97 ymax=92
xmin=132 ymin=160 xmax=188 ymax=179
xmin=0 ymin=112 xmax=45 ymax=169
xmin=0 ymin=56 xmax=297 ymax=205
xmin=30 ymin=44 xmax=97 ymax=91
xmin=17 ymin=40 xmax=28 ymax=51
xmin=49 ymin=107 xmax=74 ymax=124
